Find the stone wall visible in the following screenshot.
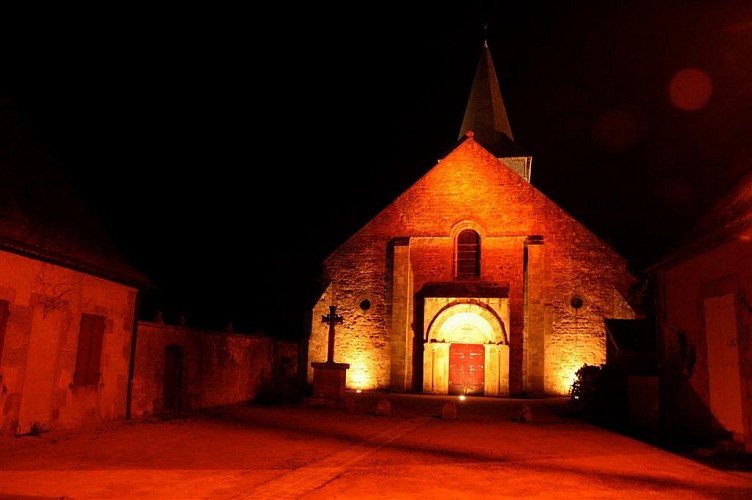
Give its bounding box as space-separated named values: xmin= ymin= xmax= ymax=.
xmin=131 ymin=321 xmax=299 ymax=418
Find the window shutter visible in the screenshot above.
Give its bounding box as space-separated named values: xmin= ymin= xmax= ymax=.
xmin=74 ymin=314 xmax=105 ymax=385
xmin=0 ymin=300 xmax=8 ymax=367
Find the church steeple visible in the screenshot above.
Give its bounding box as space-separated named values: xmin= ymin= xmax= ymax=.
xmin=459 ymin=38 xmax=514 ymax=144
xmin=459 ymin=34 xmax=532 ymax=182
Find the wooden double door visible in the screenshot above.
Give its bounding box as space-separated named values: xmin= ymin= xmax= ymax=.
xmin=448 ymin=343 xmax=484 ymax=395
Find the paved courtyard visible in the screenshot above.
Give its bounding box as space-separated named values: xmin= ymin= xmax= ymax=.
xmin=2 ymin=391 xmax=751 ymax=499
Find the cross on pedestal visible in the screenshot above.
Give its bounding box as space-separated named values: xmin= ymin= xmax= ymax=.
xmin=308 ymin=304 xmax=349 ymax=408
xmin=322 ymin=305 xmax=343 ymax=363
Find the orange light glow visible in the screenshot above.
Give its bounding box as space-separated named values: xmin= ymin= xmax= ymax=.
xmin=437 ymin=311 xmax=496 ymax=343
xmin=345 ymin=352 xmax=378 ymax=390
xmin=551 ymin=364 xmax=580 ymax=396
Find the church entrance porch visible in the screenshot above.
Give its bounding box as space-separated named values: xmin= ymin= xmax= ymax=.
xmin=419 ymin=290 xmax=510 ymax=396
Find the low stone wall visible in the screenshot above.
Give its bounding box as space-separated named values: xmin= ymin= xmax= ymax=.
xmin=130 ymin=321 xmax=298 ymax=418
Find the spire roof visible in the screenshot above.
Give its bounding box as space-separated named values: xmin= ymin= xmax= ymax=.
xmin=458 ymin=39 xmax=530 ymax=161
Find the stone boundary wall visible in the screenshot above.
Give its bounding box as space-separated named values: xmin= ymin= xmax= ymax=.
xmin=131 ymin=321 xmax=299 ymax=418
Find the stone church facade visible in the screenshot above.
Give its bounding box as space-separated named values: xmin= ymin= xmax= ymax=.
xmin=307 ymin=41 xmax=637 ymax=397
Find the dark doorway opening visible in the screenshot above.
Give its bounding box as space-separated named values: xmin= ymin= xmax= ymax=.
xmin=164 ymin=345 xmax=184 ymax=412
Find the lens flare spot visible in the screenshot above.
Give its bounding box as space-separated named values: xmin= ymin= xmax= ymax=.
xmin=669 ymin=68 xmax=712 ymax=111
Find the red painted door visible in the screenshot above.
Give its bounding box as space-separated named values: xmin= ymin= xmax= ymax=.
xmin=449 ymin=344 xmax=485 ymax=395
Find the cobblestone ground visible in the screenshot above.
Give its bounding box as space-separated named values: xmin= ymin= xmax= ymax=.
xmin=2 ymin=392 xmax=751 ymax=499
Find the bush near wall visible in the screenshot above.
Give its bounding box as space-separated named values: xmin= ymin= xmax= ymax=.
xmin=569 ymin=363 xmax=628 ymax=427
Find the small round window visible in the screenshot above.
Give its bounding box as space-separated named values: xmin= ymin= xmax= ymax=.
xmin=359 ymin=299 xmax=371 ymax=311
xmin=570 ymin=296 xmax=584 ymax=310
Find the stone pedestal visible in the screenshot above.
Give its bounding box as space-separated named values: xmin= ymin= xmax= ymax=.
xmin=307 ymin=361 xmax=350 ymax=408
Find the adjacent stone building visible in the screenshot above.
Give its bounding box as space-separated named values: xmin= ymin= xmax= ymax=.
xmin=0 ymin=99 xmax=151 ymax=434
xmin=306 ymin=41 xmax=638 ymax=397
xmin=0 ymin=99 xmax=301 ymax=434
xmin=651 ymin=169 xmax=752 ymax=450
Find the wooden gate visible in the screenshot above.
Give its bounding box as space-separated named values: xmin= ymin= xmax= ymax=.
xmin=449 ymin=343 xmax=484 ymax=395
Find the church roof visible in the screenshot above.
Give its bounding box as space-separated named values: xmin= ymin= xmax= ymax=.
xmin=458 ymin=40 xmax=530 ymax=160
xmin=0 ymin=97 xmax=152 ymax=289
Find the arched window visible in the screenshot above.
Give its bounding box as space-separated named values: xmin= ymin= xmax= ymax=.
xmin=455 ymin=229 xmax=480 ymax=280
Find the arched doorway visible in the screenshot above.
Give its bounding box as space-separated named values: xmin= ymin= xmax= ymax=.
xmin=422 ymin=301 xmax=509 ymax=396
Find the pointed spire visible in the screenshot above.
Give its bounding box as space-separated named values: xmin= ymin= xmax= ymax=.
xmin=459 ymin=39 xmax=514 ymax=143
xmin=458 ymin=35 xmax=533 ymax=182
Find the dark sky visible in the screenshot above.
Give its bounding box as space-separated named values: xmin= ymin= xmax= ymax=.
xmin=4 ymin=1 xmax=751 ymax=340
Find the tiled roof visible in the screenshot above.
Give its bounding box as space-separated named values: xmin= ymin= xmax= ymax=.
xmin=0 ymin=97 xmax=151 ymax=289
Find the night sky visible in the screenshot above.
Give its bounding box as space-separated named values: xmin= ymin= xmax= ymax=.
xmin=4 ymin=1 xmax=751 ymax=340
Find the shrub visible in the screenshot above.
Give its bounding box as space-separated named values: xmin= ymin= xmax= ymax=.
xmin=569 ymin=363 xmax=627 ymax=427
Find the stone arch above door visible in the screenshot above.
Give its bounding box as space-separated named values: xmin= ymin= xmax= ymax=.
xmin=426 ymin=301 xmax=508 ymax=345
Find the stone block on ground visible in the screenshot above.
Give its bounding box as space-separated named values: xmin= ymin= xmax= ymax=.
xmin=441 ymin=401 xmax=457 ymax=420
xmin=514 ymin=403 xmax=532 ymax=422
xmin=375 ymin=398 xmax=392 ymax=416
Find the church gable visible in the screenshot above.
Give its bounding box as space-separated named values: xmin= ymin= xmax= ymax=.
xmin=312 ymin=132 xmax=633 ymax=395
xmin=328 ymin=134 xmax=622 ymax=268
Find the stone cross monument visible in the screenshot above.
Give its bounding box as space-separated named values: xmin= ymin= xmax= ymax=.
xmin=308 ymin=304 xmax=350 ymax=408
xmin=322 ymin=305 xmax=343 ymax=363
